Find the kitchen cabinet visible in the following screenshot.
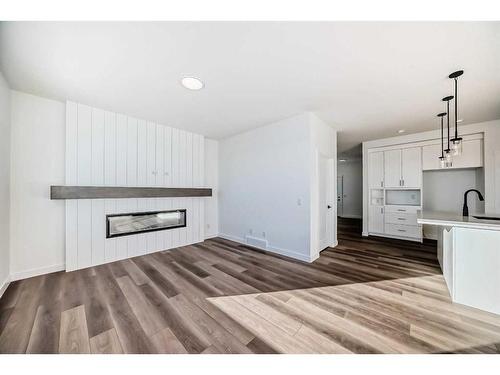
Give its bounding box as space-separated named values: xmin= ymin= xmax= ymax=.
xmin=384 ymin=147 xmax=422 ymax=188
xmin=368 ymin=205 xmax=385 ymax=234
xmin=383 ymin=149 xmax=401 ymax=188
xmin=422 ymin=139 xmax=483 ymax=170
xmin=368 ymin=151 xmax=384 ymax=188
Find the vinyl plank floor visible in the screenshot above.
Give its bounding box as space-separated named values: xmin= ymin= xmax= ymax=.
xmin=1 ymin=218 xmax=499 ymax=354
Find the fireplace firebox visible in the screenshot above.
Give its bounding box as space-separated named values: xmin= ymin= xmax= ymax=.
xmin=106 ymin=209 xmax=186 ymax=238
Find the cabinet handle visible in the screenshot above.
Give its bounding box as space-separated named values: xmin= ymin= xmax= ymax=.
xmin=397 ymin=218 xmax=406 ymax=221
xmin=397 ymin=209 xmax=406 ymax=212
xmin=380 ymin=207 xmax=383 ymax=214
xmin=397 ymin=229 xmax=406 ymax=232
xmin=380 ymin=181 xmax=383 ymax=187
xmin=402 ymin=179 xmax=404 ymax=186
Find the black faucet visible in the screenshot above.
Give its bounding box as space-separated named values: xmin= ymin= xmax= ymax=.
xmin=462 ymin=189 xmax=484 ymax=217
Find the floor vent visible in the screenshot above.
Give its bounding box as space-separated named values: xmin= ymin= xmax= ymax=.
xmin=245 ymin=235 xmax=268 ymax=250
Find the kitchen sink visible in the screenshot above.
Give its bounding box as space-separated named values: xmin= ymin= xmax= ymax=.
xmin=472 ymin=215 xmax=500 ymax=221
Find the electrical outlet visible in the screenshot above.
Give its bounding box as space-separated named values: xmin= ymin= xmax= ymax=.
xmin=262 ymin=231 xmax=266 ymax=238
xmin=297 ymin=198 xmax=302 ymax=206
xmin=207 ymin=224 xmax=210 ymax=229
xmin=249 ymin=229 xmax=253 ymax=234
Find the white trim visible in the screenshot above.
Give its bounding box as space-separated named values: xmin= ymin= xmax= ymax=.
xmin=218 ymin=233 xmax=316 ymax=263
xmin=0 ymin=275 xmax=10 ymax=299
xmin=10 ymin=263 xmax=65 ymax=282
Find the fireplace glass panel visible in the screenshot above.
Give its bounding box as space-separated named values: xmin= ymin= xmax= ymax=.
xmin=107 ymin=209 xmax=186 ymax=238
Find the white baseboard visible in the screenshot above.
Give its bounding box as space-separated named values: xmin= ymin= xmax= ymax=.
xmin=218 ymin=233 xmax=315 ymax=263
xmin=10 ymin=263 xmax=65 ymax=282
xmin=204 ymin=234 xmax=219 ymax=240
xmin=0 ymin=275 xmax=10 ymax=299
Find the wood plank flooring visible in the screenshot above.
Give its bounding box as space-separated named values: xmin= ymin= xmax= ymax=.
xmin=1 ymin=218 xmax=500 ymax=354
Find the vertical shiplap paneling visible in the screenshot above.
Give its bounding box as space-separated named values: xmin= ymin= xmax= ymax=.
xmin=186 ymin=132 xmax=193 ymax=187
xmin=192 ymin=134 xmax=200 ymax=187
xmin=66 ymin=102 xmax=78 ymax=185
xmin=91 ymin=108 xmax=105 ymax=185
xmin=127 ymin=118 xmax=138 ymax=186
xmin=66 ymin=103 xmax=206 ymax=271
xmin=155 ymin=125 xmax=165 ymax=186
xmin=91 ymin=200 xmax=105 ymax=265
xmin=116 ymin=114 xmax=128 ymax=186
xmin=164 ymin=126 xmax=172 ymax=186
xmin=77 ymin=200 xmax=92 ymax=268
xmin=146 ymin=198 xmax=156 ymax=253
xmin=65 ymin=102 xmax=78 ymax=271
xmin=77 ymin=104 xmax=92 ymax=185
xmin=171 ymin=128 xmax=180 ymax=186
xmin=146 ymin=122 xmax=156 ymax=186
xmin=104 ymin=199 xmax=117 ymax=261
xmin=115 ymin=199 xmax=129 ymax=259
xmin=104 ymin=111 xmax=117 ymax=185
xmin=198 ymin=136 xmax=205 ymax=241
xmin=137 ymin=120 xmax=148 ymax=186
xmin=126 ymin=199 xmax=139 ymax=257
xmin=179 ymin=130 xmax=187 ymax=187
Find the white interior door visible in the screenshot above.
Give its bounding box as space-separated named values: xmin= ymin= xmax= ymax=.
xmin=319 ymin=154 xmax=335 ymax=251
xmin=337 ymin=176 xmax=343 ymax=217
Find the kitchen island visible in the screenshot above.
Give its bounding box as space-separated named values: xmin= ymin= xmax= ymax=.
xmin=418 ymin=211 xmax=500 ymax=315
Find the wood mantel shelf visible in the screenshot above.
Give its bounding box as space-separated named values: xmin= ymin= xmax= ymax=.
xmin=50 ymin=186 xmax=212 ymax=200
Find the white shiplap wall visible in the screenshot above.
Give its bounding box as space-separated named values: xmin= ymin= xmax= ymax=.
xmin=65 ymin=102 xmax=205 ymax=271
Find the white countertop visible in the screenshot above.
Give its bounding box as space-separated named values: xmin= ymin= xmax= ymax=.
xmin=417 ymin=211 xmax=500 ymax=231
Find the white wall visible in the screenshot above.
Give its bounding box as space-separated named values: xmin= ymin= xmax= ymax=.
xmin=219 ymin=113 xmax=337 ymax=262
xmin=423 ymin=169 xmax=484 ymax=239
xmin=219 ymin=113 xmax=312 ymax=261
xmin=204 ymin=139 xmax=219 ymax=238
xmin=10 ymin=91 xmax=66 ymax=280
xmin=337 ymin=159 xmax=362 ymax=219
xmin=0 ymin=72 xmax=10 ymax=296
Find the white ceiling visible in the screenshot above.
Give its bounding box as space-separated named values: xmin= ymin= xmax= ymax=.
xmin=1 ymin=22 xmax=499 ymax=155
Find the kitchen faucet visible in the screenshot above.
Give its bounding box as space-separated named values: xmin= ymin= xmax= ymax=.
xmin=462 ymin=189 xmax=484 ymax=217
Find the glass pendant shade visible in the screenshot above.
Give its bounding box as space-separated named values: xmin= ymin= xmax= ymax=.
xmin=439 ymin=157 xmax=446 ymax=169
xmin=451 ymin=139 xmax=462 ymax=156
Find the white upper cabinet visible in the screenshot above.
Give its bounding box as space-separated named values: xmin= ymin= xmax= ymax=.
xmin=401 ymin=147 xmax=422 ymax=188
xmin=368 ymin=151 xmax=384 ymax=188
xmin=384 ymin=149 xmax=402 ymax=188
xmin=423 ymin=139 xmax=483 ymax=170
xmin=383 ymin=147 xmax=422 ymax=188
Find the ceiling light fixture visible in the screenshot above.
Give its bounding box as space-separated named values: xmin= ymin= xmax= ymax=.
xmin=442 ymin=95 xmax=454 ymax=167
xmin=437 ymin=112 xmax=447 ymax=168
xmin=339 ymin=159 xmax=347 ymax=162
xmin=181 ymin=76 xmax=204 ymax=90
xmin=398 ymin=129 xmax=405 ymax=134
xmin=449 ymin=70 xmax=464 ymax=156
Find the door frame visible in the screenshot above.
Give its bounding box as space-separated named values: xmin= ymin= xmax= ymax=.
xmin=315 ymin=150 xmax=336 ymax=256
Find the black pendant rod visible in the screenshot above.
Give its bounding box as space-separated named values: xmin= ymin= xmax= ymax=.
xmin=449 ymin=70 xmax=464 ymax=142
xmin=442 ymin=96 xmax=454 ymax=152
xmin=438 ymin=112 xmax=446 ymax=158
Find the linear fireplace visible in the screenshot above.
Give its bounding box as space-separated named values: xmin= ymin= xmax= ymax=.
xmin=106 ymin=209 xmax=186 ymax=238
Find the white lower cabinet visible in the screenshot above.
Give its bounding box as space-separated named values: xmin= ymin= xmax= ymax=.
xmin=368 ymin=205 xmax=385 ymax=234
xmin=384 ymin=223 xmax=422 ymax=239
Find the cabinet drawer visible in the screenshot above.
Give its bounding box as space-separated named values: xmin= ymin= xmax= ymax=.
xmin=385 ymin=212 xmax=418 ymax=226
xmin=384 ymin=206 xmax=419 ymax=214
xmin=385 ymin=223 xmax=422 ymax=239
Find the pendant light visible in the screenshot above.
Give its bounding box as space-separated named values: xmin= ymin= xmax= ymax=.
xmin=437 ymin=112 xmax=447 ymax=168
xmin=442 ymin=95 xmax=454 ymax=167
xmin=449 ymin=70 xmax=464 ymax=156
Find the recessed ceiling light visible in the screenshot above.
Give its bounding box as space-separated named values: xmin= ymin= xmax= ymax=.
xmin=398 ymin=129 xmax=406 ymax=134
xmin=457 ymin=119 xmax=464 ymax=123
xmin=181 ymin=76 xmax=204 ymax=90
xmin=339 ymin=159 xmax=347 ymax=162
